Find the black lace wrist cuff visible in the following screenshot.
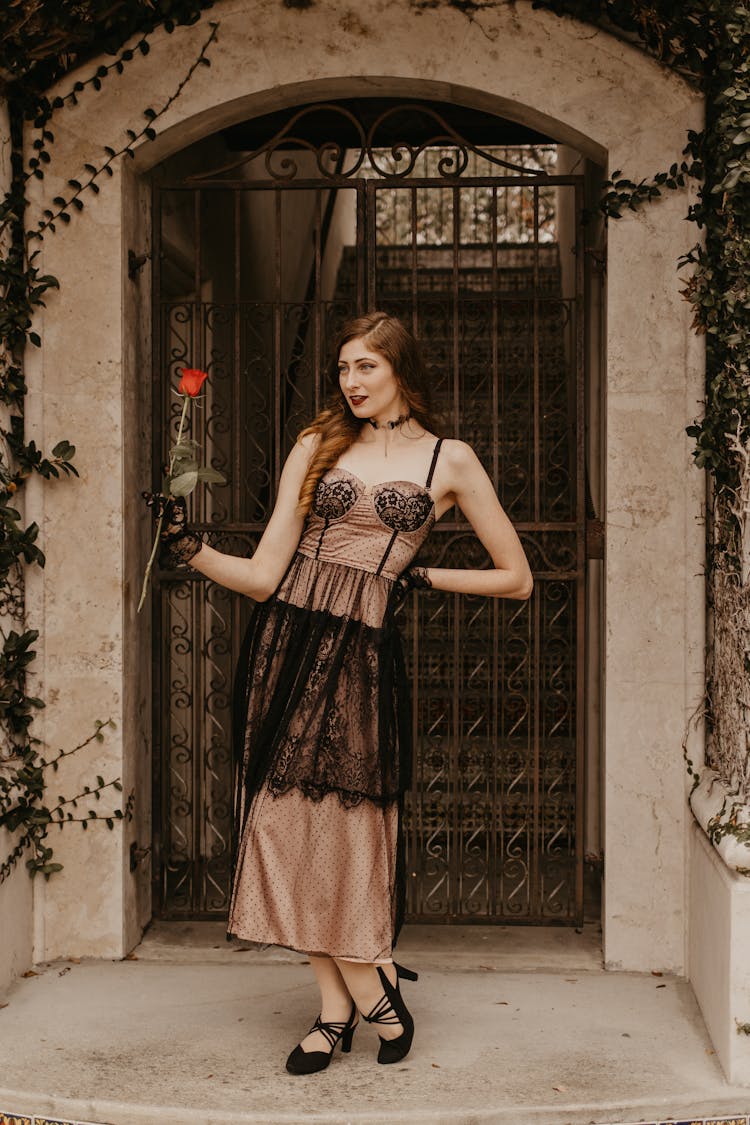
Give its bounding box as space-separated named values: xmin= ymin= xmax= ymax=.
xmin=406 ymin=565 xmax=431 ymax=589
xmin=159 ymin=531 xmax=204 ymax=569
xmin=144 ymin=490 xmax=204 ymax=569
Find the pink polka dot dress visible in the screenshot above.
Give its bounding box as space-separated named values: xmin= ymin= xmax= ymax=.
xmin=227 ymin=438 xmax=443 ymax=962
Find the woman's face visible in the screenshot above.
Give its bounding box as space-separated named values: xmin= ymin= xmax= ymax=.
xmin=337 ymin=336 xmax=405 ymax=422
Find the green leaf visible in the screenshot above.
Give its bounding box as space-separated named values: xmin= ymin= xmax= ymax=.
xmin=196 ymin=467 xmax=227 ymax=484
xmin=169 ymin=469 xmax=199 ymax=496
xmin=171 ymin=456 xmax=199 ymax=475
xmin=171 ymin=439 xmax=199 ymax=456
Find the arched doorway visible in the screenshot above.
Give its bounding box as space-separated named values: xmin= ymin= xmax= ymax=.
xmin=150 ymin=97 xmax=597 ymax=925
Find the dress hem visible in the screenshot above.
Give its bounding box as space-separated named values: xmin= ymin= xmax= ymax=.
xmin=225 ymin=929 xmax=395 ymax=964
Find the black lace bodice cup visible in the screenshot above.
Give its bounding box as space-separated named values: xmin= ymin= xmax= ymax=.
xmin=313 ymin=476 xmax=359 ymax=522
xmin=312 ymin=470 xmax=433 ymax=533
xmin=373 ymin=486 xmax=433 ymax=533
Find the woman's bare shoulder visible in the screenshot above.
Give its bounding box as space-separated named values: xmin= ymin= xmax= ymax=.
xmin=296 ymin=430 xmax=322 ymax=458
xmin=438 ymin=437 xmax=482 ymax=472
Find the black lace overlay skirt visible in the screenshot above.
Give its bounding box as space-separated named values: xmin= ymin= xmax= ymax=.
xmin=227 ymin=551 xmax=412 ymax=958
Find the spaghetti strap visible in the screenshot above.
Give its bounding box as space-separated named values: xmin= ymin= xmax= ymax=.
xmin=425 ymin=437 xmax=444 ymax=490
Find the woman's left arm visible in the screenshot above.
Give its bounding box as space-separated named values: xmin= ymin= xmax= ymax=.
xmin=425 ymin=440 xmax=534 ymax=600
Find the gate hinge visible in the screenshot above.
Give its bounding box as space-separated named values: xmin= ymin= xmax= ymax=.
xmin=128 ymin=249 xmax=151 ymax=280
xmin=585 ymin=518 xmax=605 ymax=559
xmin=129 ymin=841 xmax=151 ymax=872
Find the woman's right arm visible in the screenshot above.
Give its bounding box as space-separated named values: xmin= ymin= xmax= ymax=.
xmin=187 ymin=434 xmax=315 ymax=602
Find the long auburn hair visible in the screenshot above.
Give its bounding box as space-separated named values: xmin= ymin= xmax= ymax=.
xmin=297 ymin=311 xmax=440 ymax=515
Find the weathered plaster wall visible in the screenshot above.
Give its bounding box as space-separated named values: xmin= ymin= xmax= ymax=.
xmin=22 ymin=0 xmax=703 ymax=969
xmin=604 ymin=175 xmax=706 ymax=970
xmin=689 ymin=822 xmax=750 ymax=1083
xmin=0 ymin=830 xmax=33 ymax=998
xmin=24 ymin=157 xmax=127 ymax=957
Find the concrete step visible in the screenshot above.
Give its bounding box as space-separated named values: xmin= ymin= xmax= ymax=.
xmin=0 ymin=924 xmax=748 ymax=1125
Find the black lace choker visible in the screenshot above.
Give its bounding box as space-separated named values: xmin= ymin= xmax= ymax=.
xmin=366 ymin=411 xmax=411 ymax=430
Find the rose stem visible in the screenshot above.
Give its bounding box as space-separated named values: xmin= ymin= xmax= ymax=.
xmin=137 ymin=392 xmax=191 ymax=613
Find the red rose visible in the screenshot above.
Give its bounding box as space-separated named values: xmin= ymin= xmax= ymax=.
xmin=178 ymin=367 xmax=209 ymax=397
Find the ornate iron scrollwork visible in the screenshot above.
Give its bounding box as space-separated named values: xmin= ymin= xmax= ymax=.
xmin=188 ymin=102 xmax=551 ymax=182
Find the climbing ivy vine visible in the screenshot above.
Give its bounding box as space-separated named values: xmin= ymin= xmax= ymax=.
xmin=1 ymin=0 xmax=750 ymax=883
xmin=0 ymin=1 xmax=217 ymax=879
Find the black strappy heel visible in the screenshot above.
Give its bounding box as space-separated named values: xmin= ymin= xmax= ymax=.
xmin=362 ymin=961 xmax=419 ymax=1065
xmin=285 ymin=1000 xmax=358 ymax=1075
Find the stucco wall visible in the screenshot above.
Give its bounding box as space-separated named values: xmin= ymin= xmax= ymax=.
xmin=689 ymin=822 xmax=750 ymax=1083
xmin=0 ymin=830 xmax=33 ymax=998
xmin=20 ymin=0 xmax=703 ymax=970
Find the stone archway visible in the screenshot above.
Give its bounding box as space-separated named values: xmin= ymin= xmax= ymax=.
xmin=23 ymin=0 xmax=703 ymax=972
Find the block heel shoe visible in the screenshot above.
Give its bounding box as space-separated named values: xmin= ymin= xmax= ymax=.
xmin=362 ymin=962 xmax=419 ymax=1064
xmin=285 ymin=1001 xmax=358 ymax=1075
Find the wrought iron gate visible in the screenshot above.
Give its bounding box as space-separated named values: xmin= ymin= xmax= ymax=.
xmin=151 ymin=101 xmax=587 ymax=924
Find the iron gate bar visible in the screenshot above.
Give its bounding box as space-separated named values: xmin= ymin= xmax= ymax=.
xmin=452 ymin=183 xmax=460 ymax=441
xmin=233 ymin=192 xmax=241 ymax=522
xmin=313 ymin=187 xmax=322 ymax=419
xmin=273 ymin=188 xmax=282 ymax=493
xmin=451 ymin=182 xmax=460 ymax=909
xmin=575 ymin=177 xmax=587 ymax=926
xmin=529 ymin=183 xmax=538 ymax=915
xmin=410 ymin=187 xmax=418 ymax=339
xmin=490 ymin=185 xmax=500 ymax=916
xmin=192 ymin=190 xmax=199 ymax=364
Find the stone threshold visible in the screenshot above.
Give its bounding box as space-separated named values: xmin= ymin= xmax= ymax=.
xmin=137 ymin=918 xmax=606 ymax=971
xmin=2 ymin=1105 xmax=750 ymax=1125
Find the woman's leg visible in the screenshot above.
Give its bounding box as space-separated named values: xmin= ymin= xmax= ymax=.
xmin=296 ymin=955 xmax=357 ymax=1054
xmin=333 ymin=959 xmax=403 ymax=1041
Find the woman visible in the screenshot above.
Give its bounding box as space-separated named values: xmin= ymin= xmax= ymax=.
xmin=148 ymin=311 xmax=533 ymax=1074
